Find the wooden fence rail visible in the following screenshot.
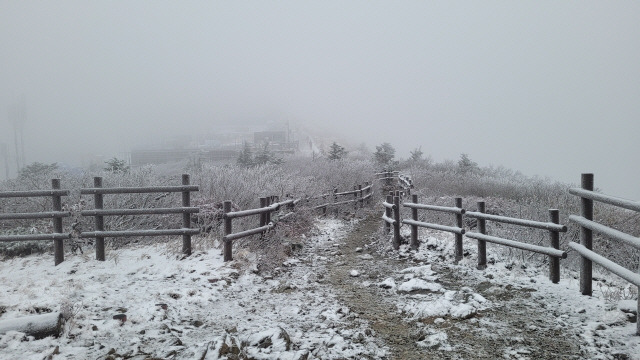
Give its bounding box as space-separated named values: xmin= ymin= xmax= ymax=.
xmin=223 ymin=196 xmax=299 ymax=262
xmin=465 ymin=203 xmax=567 ymax=282
xmin=381 ymin=171 xmax=637 ymax=335
xmin=0 ymin=179 xmax=70 ymax=265
xmin=313 ymin=182 xmax=372 ymax=216
xmin=568 ymin=173 xmax=640 ymax=335
xmin=79 ymin=174 xmax=199 ymax=260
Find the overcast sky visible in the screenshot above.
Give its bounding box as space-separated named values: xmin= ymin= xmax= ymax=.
xmin=1 ymin=1 xmax=639 ymax=198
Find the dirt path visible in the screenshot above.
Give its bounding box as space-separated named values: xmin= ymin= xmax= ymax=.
xmin=324 ymin=213 xmax=586 ymax=360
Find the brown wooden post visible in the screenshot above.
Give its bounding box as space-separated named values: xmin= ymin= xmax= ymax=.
xmin=181 ymin=174 xmax=191 ymax=256
xmin=259 ymin=197 xmax=267 ymax=226
xmin=333 ymin=188 xmax=338 ymax=216
xmin=393 ymin=195 xmax=401 ymax=250
xmin=455 ymin=197 xmax=463 ymax=262
xmin=549 ymin=209 xmax=560 ymax=283
xmin=358 ymin=184 xmax=363 ymax=208
xmin=223 ymin=200 xmax=232 ymax=261
xmin=410 ymin=194 xmax=418 ymax=250
xmin=51 ymin=179 xmax=64 ymax=265
xmin=94 ymin=177 xmax=105 ymax=261
xmin=266 ymin=197 xmax=272 ymax=224
xmin=580 ymin=173 xmax=594 ymax=296
xmin=477 ymin=201 xmax=487 ymax=270
xmin=364 ymin=182 xmax=370 ymax=206
xmin=385 ymin=195 xmax=392 ymax=235
xmin=353 ymin=185 xmax=358 ymax=210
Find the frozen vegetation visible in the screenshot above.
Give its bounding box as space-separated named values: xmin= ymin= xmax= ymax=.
xmin=0 ymin=156 xmax=638 ymax=359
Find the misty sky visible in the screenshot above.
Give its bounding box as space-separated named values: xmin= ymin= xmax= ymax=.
xmin=1 ymin=1 xmax=639 ymax=198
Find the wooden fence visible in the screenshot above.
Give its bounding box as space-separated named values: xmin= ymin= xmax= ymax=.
xmin=224 ymin=183 xmax=373 ymax=261
xmin=79 ymin=174 xmax=200 ymax=260
xmin=312 ymin=183 xmax=373 ymax=216
xmin=0 ymin=179 xmax=70 ymax=265
xmin=0 ymin=174 xmax=199 ymax=265
xmin=568 ymin=173 xmax=640 ymax=334
xmin=381 ymin=172 xmax=638 ymax=334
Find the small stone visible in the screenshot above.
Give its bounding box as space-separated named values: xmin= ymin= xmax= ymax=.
xmin=349 ymin=270 xmax=360 ymax=277
xmin=576 ymin=308 xmax=586 ymax=314
xmin=113 ymin=314 xmax=127 ymax=323
xmin=355 ymin=247 xmax=363 ymax=252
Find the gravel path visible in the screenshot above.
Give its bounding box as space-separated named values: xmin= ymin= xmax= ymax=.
xmin=319 ymin=213 xmax=588 ymax=360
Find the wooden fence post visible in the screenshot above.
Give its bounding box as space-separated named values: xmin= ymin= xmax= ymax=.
xmin=260 ymin=197 xmax=267 ymax=226
xmin=455 ymin=197 xmax=463 ymax=262
xmin=364 ymin=182 xmax=370 ymax=206
xmin=410 ymin=194 xmax=418 ymax=250
xmin=393 ymin=195 xmax=401 ymax=250
xmin=353 ymin=185 xmax=358 ymax=210
xmin=94 ymin=177 xmax=105 ymax=261
xmin=358 ymin=184 xmax=363 ymax=208
xmin=549 ymin=209 xmax=560 ymax=283
xmin=477 ymin=201 xmax=487 ymax=270
xmin=223 ymin=200 xmax=232 ymax=261
xmin=51 ymin=179 xmax=64 ymax=266
xmin=385 ymin=195 xmax=392 ymax=235
xmin=181 ymin=174 xmax=191 ymax=256
xmin=333 ymin=188 xmax=338 ymax=216
xmin=580 ymin=173 xmax=594 ymax=296
xmin=265 ymin=197 xmax=272 ymax=224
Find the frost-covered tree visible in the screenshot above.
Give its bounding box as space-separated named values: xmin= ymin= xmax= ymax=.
xmin=374 ymin=142 xmax=396 ymax=167
xmin=18 ymin=162 xmax=58 ymax=180
xmin=237 ymin=142 xmax=254 ymax=168
xmin=254 ymin=143 xmax=283 ymax=166
xmin=458 ymin=153 xmax=478 ymax=174
xmin=104 ymin=157 xmax=129 ymax=173
xmin=409 ymin=147 xmax=423 ymax=162
xmin=327 ymin=142 xmax=346 ymax=160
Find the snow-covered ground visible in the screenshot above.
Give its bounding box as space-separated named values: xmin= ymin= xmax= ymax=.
xmin=0 ymin=217 xmax=638 ymax=359
xmin=0 ymin=220 xmax=385 ymax=359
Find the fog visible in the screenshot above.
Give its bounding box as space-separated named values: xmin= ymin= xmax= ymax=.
xmin=1 ymin=1 xmax=639 ymax=198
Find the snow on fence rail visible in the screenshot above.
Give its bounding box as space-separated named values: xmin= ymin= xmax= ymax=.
xmin=222 ymin=195 xmax=299 ymax=262
xmin=0 ymin=175 xmax=199 ymax=265
xmin=465 ymin=202 xmax=567 ymax=282
xmin=78 ymin=174 xmax=200 ymax=260
xmin=401 ymin=194 xmax=465 ymax=257
xmin=312 ymin=182 xmax=373 ymax=216
xmin=0 ymin=179 xmax=70 ymax=265
xmin=569 ymin=173 xmax=640 ymax=335
xmin=381 ymin=194 xmax=568 ymax=281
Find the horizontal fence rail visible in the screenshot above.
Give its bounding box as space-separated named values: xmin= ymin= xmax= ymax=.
xmin=465 ymin=201 xmax=566 ymax=281
xmin=569 ymin=173 xmax=639 ymax=335
xmin=465 ymin=211 xmax=566 ymax=232
xmin=80 ymin=185 xmax=199 ymax=195
xmin=465 ymin=232 xmax=567 ymax=258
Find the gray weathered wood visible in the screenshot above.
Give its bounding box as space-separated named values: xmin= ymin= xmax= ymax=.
xmin=549 ymin=209 xmax=561 ymax=283
xmin=51 ymin=179 xmax=64 ymax=266
xmin=393 ymin=196 xmax=401 ymax=249
xmin=94 ymin=177 xmax=105 ymax=261
xmin=477 ymin=201 xmax=487 ymax=270
xmin=410 ymin=194 xmax=418 ymax=250
xmin=455 ymin=197 xmax=463 ymax=262
xmin=223 ymin=201 xmax=232 ymax=262
xmin=580 ymin=173 xmax=594 ymax=296
xmin=182 ymin=174 xmax=191 ymax=256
